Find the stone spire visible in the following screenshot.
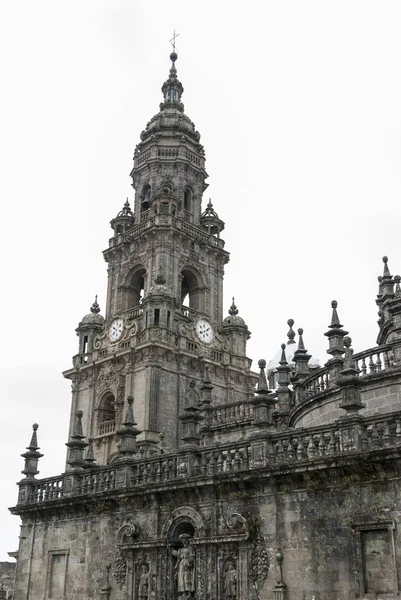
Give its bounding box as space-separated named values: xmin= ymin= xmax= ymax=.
xmin=180 ymin=380 xmax=203 ymax=446
xmin=251 ymin=359 xmax=275 ymax=427
xmin=161 ymin=51 xmax=184 ymax=109
xmin=324 ymin=301 xmax=348 ymax=381
xmin=21 ymin=424 xmax=43 ymax=480
xmin=287 ymin=319 xmax=296 ymax=344
xmin=376 ymin=256 xmax=401 ymax=350
xmin=337 ymin=336 xmax=364 ymax=416
xmin=276 ymin=344 xmax=292 ymax=415
xmin=292 ymin=328 xmax=311 ymax=378
xmin=116 ymin=397 xmax=141 ymax=460
xmin=66 ymin=411 xmax=89 ymax=470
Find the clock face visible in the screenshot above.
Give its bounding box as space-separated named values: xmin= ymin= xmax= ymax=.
xmin=109 ymin=318 xmax=124 ymax=342
xmin=195 ymin=319 xmax=214 ymax=344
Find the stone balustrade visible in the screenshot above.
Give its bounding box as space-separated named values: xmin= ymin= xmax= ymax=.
xmin=298 ymin=342 xmax=398 ymax=404
xmin=16 ymin=410 xmax=401 ymax=508
xmin=98 ymin=420 xmax=116 ymax=436
xmin=353 ymin=343 xmax=394 ymax=375
xmin=209 ymin=401 xmax=253 ymax=427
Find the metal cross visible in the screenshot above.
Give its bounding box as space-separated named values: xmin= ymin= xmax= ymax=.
xmin=169 ymin=30 xmax=180 ymax=52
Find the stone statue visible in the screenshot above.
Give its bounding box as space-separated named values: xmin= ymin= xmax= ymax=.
xmin=138 ymin=564 xmax=149 ymax=599
xmin=224 ymin=563 xmax=237 ymax=599
xmin=170 ymin=533 xmax=195 ymax=598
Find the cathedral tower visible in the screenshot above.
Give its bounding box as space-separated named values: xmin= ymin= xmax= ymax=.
xmin=63 ymin=52 xmax=253 ymax=463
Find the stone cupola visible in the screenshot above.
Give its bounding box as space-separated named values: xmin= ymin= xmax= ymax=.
xmin=130 ymin=52 xmax=208 ymax=226
xmin=76 ymin=296 xmax=105 ymax=355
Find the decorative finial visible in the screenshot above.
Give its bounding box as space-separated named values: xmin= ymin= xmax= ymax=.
xmin=279 ymin=343 xmax=288 ymax=365
xmin=257 ymin=359 xmax=269 ymax=392
xmin=382 ymin=256 xmax=391 ymax=278
xmin=287 ymin=319 xmax=295 ymax=344
xmin=29 ymin=423 xmax=39 ymax=449
xmin=329 ymin=300 xmax=343 ymax=328
xmin=123 ymin=396 xmax=137 ymax=428
xmin=229 ymin=298 xmax=238 ymax=316
xmin=297 ymin=328 xmax=305 ymax=351
xmin=73 ymin=410 xmax=85 ymax=438
xmin=90 ymin=295 xmax=100 ymax=314
xmin=21 ymin=423 xmax=43 ymax=480
xmin=66 ymin=411 xmax=88 ymax=469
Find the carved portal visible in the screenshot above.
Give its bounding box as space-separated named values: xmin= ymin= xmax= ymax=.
xmin=117 ymin=507 xmax=253 ymax=600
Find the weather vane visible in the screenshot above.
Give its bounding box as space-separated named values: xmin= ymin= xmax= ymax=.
xmin=170 ymin=30 xmax=180 ymax=53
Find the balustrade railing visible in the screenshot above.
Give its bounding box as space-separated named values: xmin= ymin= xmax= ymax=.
xmin=298 ymin=343 xmax=396 ymax=403
xmin=210 ymin=402 xmax=253 ymax=426
xmin=98 ymin=420 xmax=116 ymax=436
xmin=353 ymin=344 xmax=394 ymax=375
xmin=17 ymin=411 xmax=401 ymax=507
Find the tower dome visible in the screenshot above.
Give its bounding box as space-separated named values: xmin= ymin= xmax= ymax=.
xmin=80 ymin=296 xmax=105 ymax=326
xmin=130 ymin=52 xmax=208 ymax=227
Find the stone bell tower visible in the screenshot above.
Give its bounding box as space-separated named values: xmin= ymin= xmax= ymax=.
xmin=63 ymin=52 xmax=254 ymax=464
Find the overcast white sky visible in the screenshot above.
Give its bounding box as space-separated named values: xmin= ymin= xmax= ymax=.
xmin=1 ymin=0 xmax=400 ymax=561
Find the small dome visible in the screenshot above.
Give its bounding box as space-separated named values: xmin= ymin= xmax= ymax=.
xmin=221 ymin=299 xmax=247 ymax=328
xmin=81 ymin=297 xmax=105 ymax=326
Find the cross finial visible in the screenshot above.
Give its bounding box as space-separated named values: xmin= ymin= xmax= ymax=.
xmin=170 ymin=30 xmax=180 ymax=52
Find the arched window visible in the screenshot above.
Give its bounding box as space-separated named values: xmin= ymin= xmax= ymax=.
xmin=141 ymin=185 xmax=151 ymax=212
xmin=126 ymin=268 xmax=146 ymax=309
xmin=181 ymin=268 xmax=204 ymax=312
xmin=184 ymin=188 xmax=193 ymax=213
xmin=97 ymin=393 xmax=116 ymax=435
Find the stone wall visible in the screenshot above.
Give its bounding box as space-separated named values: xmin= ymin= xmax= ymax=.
xmin=12 ymin=466 xmax=401 ymax=599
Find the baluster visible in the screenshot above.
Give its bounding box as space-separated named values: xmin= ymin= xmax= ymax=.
xmin=286 ymin=438 xmax=294 ymax=461
xmin=154 ymin=461 xmax=161 ymax=482
xmin=382 ymin=422 xmax=391 ymax=447
xmin=243 ymin=445 xmax=250 ymax=470
xmin=368 ymin=354 xmax=376 ymax=373
xmin=207 ymin=452 xmax=215 ymax=476
xmin=383 ymin=351 xmax=389 ymax=370
xmin=376 ymin=353 xmax=382 ymax=371
xmin=225 ymin=449 xmax=232 ymax=472
xmin=371 ymin=424 xmax=380 ymax=448
xmin=216 ymin=448 xmax=224 ymax=473
xmin=361 ymin=357 xmax=367 ymax=375
xmin=276 ymin=440 xmax=284 ymax=463
xmin=318 ymin=433 xmax=325 ymax=457
xmin=396 ymin=420 xmax=401 ymax=445
xmin=201 ymin=452 xmax=207 ymax=475
xmin=296 ymin=437 xmax=306 ymax=460
xmin=233 ymin=448 xmax=241 ymax=470
xmin=326 ymin=431 xmax=335 ymax=455
xmin=307 ymin=435 xmax=316 ymax=459
xmin=325 ymin=372 xmax=330 ymax=388
xmin=193 ymin=454 xmax=200 ymax=476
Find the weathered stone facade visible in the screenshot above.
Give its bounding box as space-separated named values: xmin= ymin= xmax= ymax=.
xmin=0 ymin=562 xmax=15 ymax=599
xmin=9 ymin=52 xmax=401 ymax=599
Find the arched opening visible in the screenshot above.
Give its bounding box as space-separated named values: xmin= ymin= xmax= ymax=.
xmin=126 ymin=268 xmax=146 ymax=309
xmin=184 ymin=188 xmax=193 ymax=213
xmin=141 ymin=185 xmax=151 ymax=212
xmin=97 ymin=393 xmax=116 ymax=435
xmin=180 ymin=268 xmax=204 ymax=312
